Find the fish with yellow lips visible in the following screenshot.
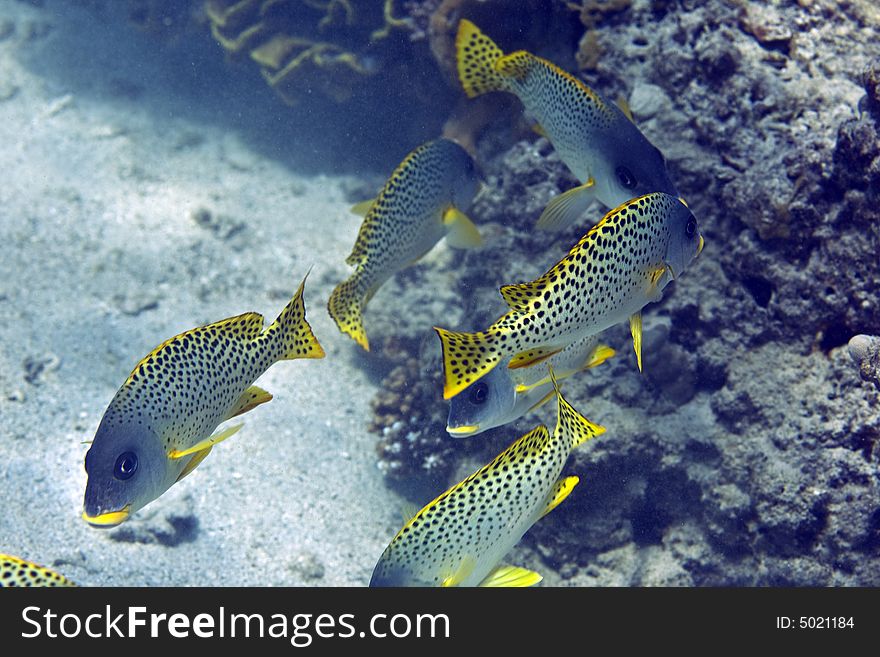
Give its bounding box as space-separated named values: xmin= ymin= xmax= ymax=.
xmin=0 ymin=554 xmax=76 ymax=587
xmin=435 ymin=193 xmax=704 ymax=400
xmin=82 ymin=274 xmax=324 ymax=527
xmin=328 ymin=138 xmax=482 ymax=351
xmin=370 ymin=371 xmax=604 ymax=587
xmin=456 ymin=19 xmax=680 ymax=232
xmin=447 ymin=334 xmax=614 ymax=437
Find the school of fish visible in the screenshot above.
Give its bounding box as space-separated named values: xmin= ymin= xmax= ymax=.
xmin=11 ymin=18 xmax=706 ymax=587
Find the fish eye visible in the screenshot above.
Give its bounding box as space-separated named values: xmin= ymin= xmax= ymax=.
xmin=469 ymin=381 xmax=489 ymax=405
xmin=113 ymin=452 xmax=138 ymax=480
xmin=685 ymin=217 xmax=697 ymax=238
xmin=616 ymin=166 xmax=637 ymax=190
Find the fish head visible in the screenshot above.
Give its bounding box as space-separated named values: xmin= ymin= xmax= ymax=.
xmin=82 ymin=419 xmax=171 ymax=527
xmin=662 ymin=195 xmax=703 ymax=279
xmin=446 ymin=365 xmax=517 ymax=437
xmin=594 ymin=132 xmax=680 ymax=208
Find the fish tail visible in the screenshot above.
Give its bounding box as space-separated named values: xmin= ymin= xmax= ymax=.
xmin=434 ymin=325 xmax=503 ymax=400
xmin=548 ymin=367 xmax=605 ymax=449
xmin=266 ymin=272 xmax=325 ymax=361
xmin=327 ymin=271 xmax=373 ymax=351
xmin=455 ymin=19 xmax=511 ymax=98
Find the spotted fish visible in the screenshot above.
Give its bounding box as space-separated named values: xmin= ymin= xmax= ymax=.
xmin=435 ymin=193 xmax=703 ymax=400
xmin=0 ymin=554 xmax=76 ymax=587
xmin=82 ymin=275 xmax=324 ymax=527
xmin=370 ymin=373 xmax=603 ymax=587
xmin=456 ymin=19 xmax=679 ymax=232
xmin=328 ymin=138 xmax=482 ymax=351
xmin=447 ymin=334 xmax=614 ymax=437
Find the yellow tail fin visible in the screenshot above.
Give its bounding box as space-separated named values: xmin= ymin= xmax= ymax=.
xmin=455 ymin=19 xmax=509 ymax=98
xmin=434 ymin=326 xmax=503 ymax=400
xmin=327 ymin=272 xmax=372 ymax=351
xmin=267 ymin=273 xmax=325 ymax=360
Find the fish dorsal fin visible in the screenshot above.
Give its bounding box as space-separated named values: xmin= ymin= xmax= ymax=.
xmin=499 ymin=280 xmax=543 ymax=312
xmin=540 ymin=476 xmax=580 ymax=519
xmin=442 ymin=556 xmax=476 ymax=587
xmin=349 ymin=198 xmax=376 ymax=217
xmin=175 ymin=445 xmax=213 ymax=482
xmin=223 ymin=385 xmax=273 ymax=422
xmin=509 ymin=346 xmax=562 ymax=370
xmin=210 ymin=312 xmax=265 ymax=342
xmin=615 ymin=95 xmax=635 ymax=122
xmin=630 ymin=312 xmax=643 ymax=372
xmin=168 ymin=423 xmax=243 ymax=460
xmin=549 ymin=368 xmax=605 ymax=449
xmin=536 ymin=179 xmax=596 ymax=232
xmin=443 ymin=207 xmax=482 ymax=248
xmin=479 ymin=565 xmax=543 ymax=587
xmin=495 ymin=51 xmax=535 ymax=82
xmin=531 ymin=123 xmax=548 ymax=138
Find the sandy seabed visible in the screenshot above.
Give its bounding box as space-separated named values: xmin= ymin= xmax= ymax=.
xmin=0 ymin=0 xmax=410 ymax=586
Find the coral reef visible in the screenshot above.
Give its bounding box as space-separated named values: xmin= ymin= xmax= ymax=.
xmin=204 ymin=0 xmax=416 ymax=104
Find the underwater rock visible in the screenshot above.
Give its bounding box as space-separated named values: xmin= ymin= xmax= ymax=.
xmin=848 ymin=334 xmax=880 ymax=390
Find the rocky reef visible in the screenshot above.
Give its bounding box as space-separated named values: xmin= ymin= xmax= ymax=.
xmin=367 ymin=0 xmax=880 ymax=585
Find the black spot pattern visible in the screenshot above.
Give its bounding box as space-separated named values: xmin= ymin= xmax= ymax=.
xmin=102 ymin=279 xmax=322 ymax=455
xmin=456 ymin=20 xmax=678 ymax=204
xmin=371 ymin=388 xmax=603 ymax=587
xmin=0 ymin=555 xmax=76 ymax=587
xmin=328 ymin=138 xmax=477 ymax=350
xmin=437 ymin=193 xmax=678 ymax=399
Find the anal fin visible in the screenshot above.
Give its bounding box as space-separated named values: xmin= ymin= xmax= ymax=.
xmin=540 ymin=476 xmax=580 ymax=519
xmin=479 ymin=565 xmax=542 ymax=587
xmin=630 ymin=312 xmax=643 ymax=372
xmin=224 ymin=385 xmax=272 ymax=421
xmin=499 ymin=280 xmax=543 ymax=312
xmin=509 ymin=346 xmax=562 ymax=370
xmin=536 ymin=179 xmax=596 ymax=232
xmin=169 ymin=423 xmax=243 ymax=460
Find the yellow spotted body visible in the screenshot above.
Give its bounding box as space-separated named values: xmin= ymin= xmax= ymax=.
xmin=435 ymin=193 xmax=702 ymax=399
xmin=0 ymin=555 xmax=76 ymax=587
xmin=328 ymin=138 xmax=481 ymax=351
xmin=456 ymin=20 xmax=679 ymax=229
xmin=83 ymin=276 xmax=324 ymax=525
xmin=370 ymin=382 xmax=604 ymax=587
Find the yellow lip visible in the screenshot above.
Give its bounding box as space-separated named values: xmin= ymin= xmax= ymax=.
xmin=446 ymin=425 xmax=479 ymax=437
xmin=698 ymin=235 xmax=705 ymax=255
xmin=82 ymin=505 xmax=131 ymax=527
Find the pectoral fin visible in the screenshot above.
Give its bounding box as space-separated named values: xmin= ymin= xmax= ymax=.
xmin=443 ymin=207 xmax=482 ymax=248
xmin=479 ymin=565 xmax=543 ymax=587
xmin=630 ymin=312 xmax=643 ymax=373
xmin=536 ymin=179 xmax=596 ymax=232
xmin=169 ymin=424 xmax=243 ymax=460
xmin=175 ymin=445 xmax=213 ymax=482
xmin=615 ymin=95 xmax=635 ymax=122
xmin=441 ymin=556 xmax=476 ymax=587
xmin=350 ymin=198 xmax=377 ymax=217
xmin=224 ymin=385 xmax=272 ymax=421
xmin=509 ymin=346 xmax=562 ymax=370
xmin=540 ymin=476 xmax=580 ymax=518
